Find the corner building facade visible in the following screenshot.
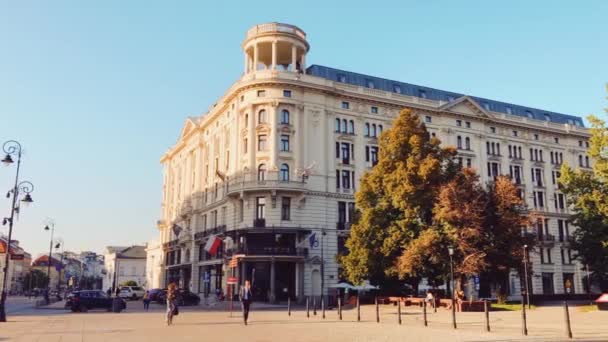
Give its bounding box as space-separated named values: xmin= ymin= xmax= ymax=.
xmin=158 ymin=23 xmax=591 ymax=302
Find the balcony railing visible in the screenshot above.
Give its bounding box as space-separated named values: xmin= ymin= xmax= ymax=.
xmin=253 ymin=218 xmax=266 ymax=228
xmin=227 ymin=172 xmax=307 ymax=197
xmin=230 ymin=247 xmax=307 ymax=257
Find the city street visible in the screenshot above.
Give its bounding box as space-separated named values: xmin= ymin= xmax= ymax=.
xmin=2 ymin=299 xmax=608 ymax=341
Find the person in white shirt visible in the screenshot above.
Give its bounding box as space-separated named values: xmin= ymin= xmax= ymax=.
xmin=240 ymin=280 xmax=253 ymax=325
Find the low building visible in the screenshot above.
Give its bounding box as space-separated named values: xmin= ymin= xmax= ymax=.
xmin=0 ymin=236 xmax=31 ymax=294
xmin=31 ymin=255 xmax=63 ymax=290
xmin=103 ymin=246 xmax=147 ymax=291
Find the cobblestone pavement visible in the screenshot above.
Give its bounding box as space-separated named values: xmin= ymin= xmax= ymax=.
xmin=2 ymin=302 xmax=607 ymax=342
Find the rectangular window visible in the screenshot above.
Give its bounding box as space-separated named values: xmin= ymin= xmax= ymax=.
xmin=365 ymin=146 xmax=370 ymax=162
xmin=341 ymin=143 xmax=350 ymax=164
xmin=283 ymin=90 xmax=292 ymax=97
xmin=393 ymin=84 xmax=402 ymax=94
xmin=371 ymin=146 xmax=379 ymax=166
xmin=465 ymin=121 xmax=471 ymax=128
xmin=243 ymin=138 xmax=248 ymax=153
xmin=371 ymin=106 xmax=378 ymax=114
xmin=505 ymin=106 xmax=513 ymax=114
xmin=281 ymin=197 xmax=291 ymax=221
xmin=425 ymin=116 xmax=432 ymax=123
xmin=335 ymin=142 xmax=340 ymax=158
xmin=365 ymin=79 xmax=375 ymax=88
xmin=513 ymin=130 xmax=518 ymax=137
xmin=558 ymin=220 xmax=564 ymax=242
xmin=255 ymin=197 xmax=266 ymax=219
xmin=257 ymin=90 xmax=266 ymax=97
xmin=456 ymin=120 xmax=462 ymax=127
xmin=338 ymin=201 xmax=346 ymax=223
xmin=490 ymin=127 xmax=496 ymax=133
xmin=342 ymin=170 xmax=350 ymax=189
xmin=337 ymin=74 xmax=346 ymax=83
xmin=280 ymin=135 xmax=290 ymax=151
xmin=341 ymin=101 xmax=350 ymax=109
xmin=258 ymin=135 xmax=267 ymax=151
xmin=336 ymin=170 xmax=340 ymax=189
xmin=419 ymin=89 xmax=427 ymax=98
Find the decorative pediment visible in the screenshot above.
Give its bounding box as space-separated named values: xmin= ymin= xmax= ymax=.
xmin=180 ymin=117 xmax=200 ymax=139
xmin=439 ymin=96 xmax=492 ymax=118
xmin=308 ymin=255 xmax=323 ymax=265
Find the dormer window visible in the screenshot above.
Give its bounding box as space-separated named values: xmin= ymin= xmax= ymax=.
xmin=366 ymin=79 xmax=375 ymax=89
xmin=393 ymin=84 xmax=402 ymax=94
xmin=505 ymin=106 xmax=513 ymax=114
xmin=482 ymin=102 xmax=490 ymax=110
xmin=419 ymin=89 xmax=427 ymax=99
xmin=544 ymin=113 xmax=551 ymax=122
xmin=447 ymin=95 xmax=455 ymax=102
xmin=526 ymin=110 xmax=534 ymax=119
xmin=337 ymin=74 xmax=346 ymax=83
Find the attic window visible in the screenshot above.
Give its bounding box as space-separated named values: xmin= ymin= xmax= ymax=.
xmin=482 ymin=102 xmax=490 ymax=110
xmin=337 ymin=74 xmax=346 ymax=83
xmin=393 ymin=84 xmax=402 ymax=94
xmin=544 ymin=113 xmax=551 ymax=121
xmin=447 ymin=95 xmax=455 ymax=102
xmin=418 ymin=89 xmax=427 ymax=99
xmin=366 ymin=79 xmax=375 ymax=89
xmin=505 ymin=106 xmax=513 ymax=114
xmin=526 ymin=110 xmax=534 ymax=119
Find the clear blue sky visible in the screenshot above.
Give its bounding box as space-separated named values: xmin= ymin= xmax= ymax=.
xmin=1 ymin=1 xmax=606 ymax=257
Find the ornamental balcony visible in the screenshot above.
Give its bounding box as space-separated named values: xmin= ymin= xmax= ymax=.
xmin=226 ymin=171 xmax=307 ymax=198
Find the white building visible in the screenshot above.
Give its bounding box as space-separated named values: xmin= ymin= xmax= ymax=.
xmin=145 ymin=240 xmax=163 ymax=289
xmin=157 ymin=22 xmax=591 ymax=302
xmin=103 ymin=246 xmax=146 ymax=291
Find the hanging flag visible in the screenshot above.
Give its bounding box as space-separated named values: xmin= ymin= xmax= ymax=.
xmin=296 ymin=232 xmax=318 ymax=249
xmin=205 ymin=235 xmax=222 ymax=256
xmin=172 ymin=224 xmax=183 ymax=237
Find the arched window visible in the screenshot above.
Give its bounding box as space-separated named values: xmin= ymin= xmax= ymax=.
xmin=544 ymin=114 xmax=551 ymax=122
xmin=335 ymin=118 xmax=341 ymax=132
xmin=258 ymin=109 xmax=267 ymax=124
xmin=280 ymin=163 xmax=289 ymax=181
xmin=378 ymin=125 xmax=383 ymax=134
xmin=341 ymin=119 xmax=347 ymax=133
xmin=457 ymin=136 xmax=462 ymax=149
xmin=465 ymin=137 xmax=471 ymax=150
xmin=245 ymin=114 xmax=249 ymax=127
xmin=364 ymin=123 xmax=370 ymax=137
xmin=348 ymin=120 xmax=354 ymax=134
xmin=578 ymin=155 xmax=583 ymax=167
xmin=526 ymin=110 xmax=534 ymax=119
xmin=281 ymin=110 xmax=290 ymax=124
xmin=258 ymin=163 xmax=267 ymax=181
xmin=371 ymin=124 xmax=377 ymax=138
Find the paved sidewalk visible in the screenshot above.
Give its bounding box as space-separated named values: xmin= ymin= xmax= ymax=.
xmin=2 ymin=303 xmax=607 ymax=341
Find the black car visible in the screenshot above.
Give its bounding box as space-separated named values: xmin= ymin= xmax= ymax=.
xmin=148 ymin=288 xmax=166 ymax=303
xmin=157 ymin=289 xmax=200 ymax=306
xmin=65 ymin=290 xmax=126 ymax=312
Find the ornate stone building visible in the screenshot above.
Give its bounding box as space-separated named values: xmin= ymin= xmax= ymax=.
xmin=158 ymin=22 xmax=591 ymax=302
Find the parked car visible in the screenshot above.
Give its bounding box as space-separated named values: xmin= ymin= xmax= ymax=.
xmin=147 ymin=288 xmax=166 ymax=303
xmin=65 ymin=290 xmax=126 ymax=312
xmin=155 ymin=288 xmax=200 ymax=306
xmin=118 ymin=286 xmax=146 ymax=300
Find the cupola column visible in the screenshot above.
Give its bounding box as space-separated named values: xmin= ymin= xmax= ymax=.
xmin=244 ymin=51 xmax=249 ymax=74
xmin=271 ymin=41 xmax=277 ymax=70
xmin=253 ymin=43 xmax=259 ymax=72
xmin=291 ymin=45 xmax=297 ymax=72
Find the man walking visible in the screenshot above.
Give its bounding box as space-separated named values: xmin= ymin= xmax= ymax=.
xmin=240 ymin=280 xmax=252 ymax=325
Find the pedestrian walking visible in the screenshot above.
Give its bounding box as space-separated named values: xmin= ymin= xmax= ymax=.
xmin=166 ymin=283 xmax=178 ymax=326
xmin=240 ymin=280 xmax=253 ymax=325
xmin=143 ymin=290 xmax=150 ymax=311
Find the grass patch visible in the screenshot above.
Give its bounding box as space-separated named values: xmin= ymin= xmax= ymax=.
xmin=578 ymin=305 xmax=598 ymax=312
xmin=491 ymin=303 xmax=536 ymax=311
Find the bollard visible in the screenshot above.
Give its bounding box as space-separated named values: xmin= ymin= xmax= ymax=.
xmin=423 ymin=301 xmax=428 ymax=327
xmin=397 ymin=300 xmax=402 ymax=325
xmin=357 ymin=294 xmax=361 ymax=322
xmin=484 ymin=300 xmax=490 ymax=332
xmin=313 ymin=297 xmax=317 ymax=316
xmin=322 ymin=296 xmax=326 ymax=319
xmin=338 ymin=297 xmax=342 ymax=320
xmin=288 ymin=297 xmax=291 ymax=316
xmin=564 ymin=301 xmax=573 ymax=339
xmin=306 ymin=297 xmax=310 ymax=318
xmin=521 ymin=298 xmax=528 ymax=336
xmin=375 ymin=296 xmax=380 ymax=323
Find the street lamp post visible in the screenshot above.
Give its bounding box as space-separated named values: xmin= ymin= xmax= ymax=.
xmin=448 ymin=246 xmax=456 ymax=329
xmin=523 ymin=245 xmax=530 ymax=309
xmin=522 ymin=245 xmax=529 ymax=335
xmin=44 ymin=220 xmax=56 ymax=303
xmin=0 ymin=140 xmax=34 ymax=323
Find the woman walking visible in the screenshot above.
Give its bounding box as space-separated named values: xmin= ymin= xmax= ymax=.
xmin=240 ymin=280 xmax=253 ymax=325
xmin=166 ymin=283 xmax=178 ymax=326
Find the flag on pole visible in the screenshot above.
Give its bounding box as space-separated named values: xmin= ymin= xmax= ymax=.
xmin=205 ymin=235 xmax=222 ymax=256
xmin=172 ymin=224 xmax=183 ymax=237
xmin=296 ymin=233 xmax=318 ymax=249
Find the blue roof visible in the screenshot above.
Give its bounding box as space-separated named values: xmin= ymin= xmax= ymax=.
xmin=306 ymin=65 xmax=584 ymax=127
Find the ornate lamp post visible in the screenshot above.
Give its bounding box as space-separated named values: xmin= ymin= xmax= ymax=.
xmin=448 ymin=246 xmax=456 ymax=329
xmin=0 ymin=140 xmax=34 ymax=322
xmin=44 ymin=220 xmax=56 ymax=303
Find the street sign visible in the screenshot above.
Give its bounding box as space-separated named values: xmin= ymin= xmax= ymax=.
xmin=227 ymin=277 xmax=238 ymax=284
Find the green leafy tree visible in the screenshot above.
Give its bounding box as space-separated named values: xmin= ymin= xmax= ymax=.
xmin=559 ymin=111 xmax=608 ymax=290
xmin=23 ymin=270 xmax=49 ymax=291
xmin=119 ymin=280 xmax=138 ymax=287
xmin=340 ymin=109 xmax=457 ymax=291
